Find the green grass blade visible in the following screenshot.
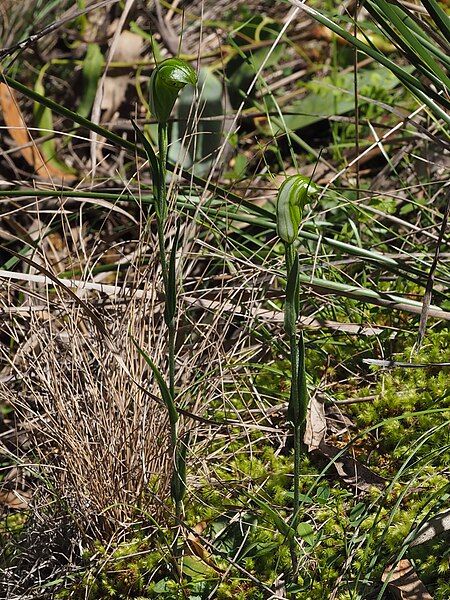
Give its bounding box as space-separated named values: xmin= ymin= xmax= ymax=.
xmin=250 ymin=494 xmax=295 ymax=540
xmin=384 ymin=3 xmax=450 ymax=59
xmin=296 ymin=272 xmax=449 ymax=319
xmin=406 ymin=27 xmax=450 ymax=70
xmin=132 ymin=338 xmax=178 ymax=430
xmin=421 ymin=0 xmax=450 ymax=43
xmin=366 ymin=0 xmax=450 ymax=90
xmin=364 ymin=3 xmax=446 ymax=88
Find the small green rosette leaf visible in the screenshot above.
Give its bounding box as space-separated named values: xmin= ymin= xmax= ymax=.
xmin=276 ymin=175 xmax=314 ymax=244
xmin=149 ymin=58 xmax=197 ymax=124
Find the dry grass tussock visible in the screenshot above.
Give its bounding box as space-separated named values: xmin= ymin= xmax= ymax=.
xmin=0 ymin=245 xmax=175 ymax=540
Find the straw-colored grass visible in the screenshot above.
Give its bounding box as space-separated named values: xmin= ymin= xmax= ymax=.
xmin=0 ymin=255 xmax=173 ymax=539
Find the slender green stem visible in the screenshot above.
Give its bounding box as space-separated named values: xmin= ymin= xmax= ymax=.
xmin=157 ymin=122 xmax=176 ymax=402
xmin=158 ymin=123 xmax=168 ymax=192
xmin=157 ymin=220 xmax=168 ymax=285
xmin=156 ymin=122 xmax=169 ymax=284
xmin=285 ymin=243 xmax=301 ymax=519
xmin=155 ymin=121 xmax=180 ymax=518
xmin=284 ymin=241 xmax=305 ymax=582
xmin=168 ymin=318 xmax=176 ymax=405
xmin=293 ymin=423 xmax=301 ymax=523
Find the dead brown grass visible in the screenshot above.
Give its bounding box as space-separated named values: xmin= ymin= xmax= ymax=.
xmin=0 ymin=252 xmax=173 ymax=540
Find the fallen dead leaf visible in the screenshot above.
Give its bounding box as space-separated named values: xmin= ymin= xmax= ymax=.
xmin=100 ymin=26 xmax=144 ymax=122
xmin=313 ymin=441 xmax=386 ymax=493
xmin=304 ymin=394 xmax=326 ymax=451
xmin=194 ymin=521 xmax=207 ymax=535
xmin=410 ymin=508 xmax=450 ymax=548
xmin=325 ymin=406 xmax=355 ymax=435
xmin=0 ymin=82 xmax=76 ymax=180
xmin=0 ymin=489 xmax=31 ymax=510
xmin=0 ymin=82 xmax=35 ymax=166
xmin=382 ymin=559 xmax=433 ymax=600
xmin=108 ymin=27 xmax=144 ymax=63
xmin=186 ymin=522 xmax=224 ymax=573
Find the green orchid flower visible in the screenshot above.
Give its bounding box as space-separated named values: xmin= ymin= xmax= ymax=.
xmin=149 ymin=58 xmax=197 ymax=124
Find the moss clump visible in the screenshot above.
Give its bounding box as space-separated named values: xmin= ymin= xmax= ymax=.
xmin=354 ymin=328 xmax=450 ymax=473
xmin=59 ymin=536 xmax=163 ymax=599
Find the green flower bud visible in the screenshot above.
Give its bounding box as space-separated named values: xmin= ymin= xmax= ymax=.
xmin=276 ymin=175 xmax=315 ymax=244
xmin=149 ymin=58 xmax=197 ymax=124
